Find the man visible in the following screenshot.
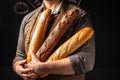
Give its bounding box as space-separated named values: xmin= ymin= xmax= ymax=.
xmin=13 ymin=0 xmax=95 ymax=80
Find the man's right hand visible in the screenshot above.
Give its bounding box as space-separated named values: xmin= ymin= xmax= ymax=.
xmin=13 ymin=60 xmax=37 ymax=80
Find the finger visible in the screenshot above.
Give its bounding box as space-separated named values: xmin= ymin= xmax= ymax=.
xmin=22 ymin=73 xmax=37 ymax=79
xmin=21 ymin=68 xmax=33 ymax=74
xmin=25 ymin=63 xmax=32 ymax=68
xmin=19 ymin=60 xmax=27 ymax=65
xmin=24 ymin=63 xmax=33 ymax=68
xmin=25 ymin=62 xmax=33 ymax=68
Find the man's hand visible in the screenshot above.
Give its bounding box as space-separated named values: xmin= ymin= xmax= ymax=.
xmin=25 ymin=50 xmax=75 ymax=77
xmin=13 ymin=60 xmax=37 ymax=80
xmin=25 ymin=51 xmax=46 ymax=76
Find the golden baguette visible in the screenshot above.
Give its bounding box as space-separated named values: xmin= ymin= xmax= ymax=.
xmin=40 ymin=27 xmax=94 ymax=77
xmin=24 ymin=8 xmax=40 ymax=54
xmin=36 ymin=7 xmax=79 ymax=62
xmin=48 ymin=27 xmax=94 ymax=61
xmin=26 ymin=9 xmax=51 ymax=63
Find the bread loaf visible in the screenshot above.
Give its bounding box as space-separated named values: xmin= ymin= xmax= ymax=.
xmin=40 ymin=27 xmax=94 ymax=78
xmin=36 ymin=7 xmax=79 ymax=62
xmin=26 ymin=9 xmax=51 ymax=63
xmin=47 ymin=27 xmax=94 ymax=61
xmin=24 ymin=8 xmax=41 ymax=54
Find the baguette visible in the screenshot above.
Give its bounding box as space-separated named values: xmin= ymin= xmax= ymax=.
xmin=24 ymin=8 xmax=41 ymax=54
xmin=40 ymin=27 xmax=94 ymax=78
xmin=36 ymin=7 xmax=79 ymax=62
xmin=26 ymin=9 xmax=51 ymax=63
xmin=47 ymin=27 xmax=94 ymax=61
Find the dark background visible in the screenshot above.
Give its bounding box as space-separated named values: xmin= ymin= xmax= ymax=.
xmin=0 ymin=0 xmax=119 ymax=80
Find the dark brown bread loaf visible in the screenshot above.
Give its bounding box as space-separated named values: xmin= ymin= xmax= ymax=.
xmin=36 ymin=7 xmax=80 ymax=62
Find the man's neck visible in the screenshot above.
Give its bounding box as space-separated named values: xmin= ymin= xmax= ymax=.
xmin=43 ymin=0 xmax=61 ymax=11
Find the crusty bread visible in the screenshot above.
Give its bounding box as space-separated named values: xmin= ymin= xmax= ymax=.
xmin=36 ymin=7 xmax=79 ymax=62
xmin=26 ymin=9 xmax=51 ymax=63
xmin=40 ymin=27 xmax=94 ymax=78
xmin=47 ymin=27 xmax=94 ymax=61
xmin=24 ymin=8 xmax=40 ymax=54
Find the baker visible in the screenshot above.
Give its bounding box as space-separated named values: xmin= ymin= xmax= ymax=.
xmin=12 ymin=0 xmax=95 ymax=80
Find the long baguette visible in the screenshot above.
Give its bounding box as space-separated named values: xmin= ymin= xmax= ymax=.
xmin=26 ymin=9 xmax=51 ymax=63
xmin=40 ymin=27 xmax=94 ymax=77
xmin=24 ymin=8 xmax=41 ymax=54
xmin=36 ymin=7 xmax=79 ymax=62
xmin=47 ymin=27 xmax=94 ymax=61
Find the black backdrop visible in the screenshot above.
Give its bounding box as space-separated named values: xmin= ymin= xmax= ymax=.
xmin=0 ymin=0 xmax=120 ymax=80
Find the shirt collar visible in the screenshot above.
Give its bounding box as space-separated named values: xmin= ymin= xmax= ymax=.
xmin=51 ymin=2 xmax=62 ymax=14
xmin=40 ymin=1 xmax=63 ymax=14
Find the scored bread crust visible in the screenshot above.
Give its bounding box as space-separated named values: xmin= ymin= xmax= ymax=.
xmin=47 ymin=27 xmax=94 ymax=61
xmin=26 ymin=9 xmax=51 ymax=63
xmin=40 ymin=27 xmax=94 ymax=78
xmin=36 ymin=7 xmax=80 ymax=62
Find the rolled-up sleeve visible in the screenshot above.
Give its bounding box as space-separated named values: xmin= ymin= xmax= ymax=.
xmin=68 ymin=11 xmax=95 ymax=75
xmin=68 ymin=36 xmax=95 ymax=74
xmin=12 ymin=9 xmax=38 ymax=64
xmin=12 ymin=16 xmax=27 ymax=64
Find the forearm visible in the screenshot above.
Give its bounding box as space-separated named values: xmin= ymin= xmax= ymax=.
xmin=41 ymin=58 xmax=75 ymax=75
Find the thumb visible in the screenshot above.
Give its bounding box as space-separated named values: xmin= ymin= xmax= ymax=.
xmin=19 ymin=60 xmax=26 ymax=65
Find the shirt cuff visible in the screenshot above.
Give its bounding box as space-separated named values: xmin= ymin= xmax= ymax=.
xmin=68 ymin=54 xmax=85 ymax=75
